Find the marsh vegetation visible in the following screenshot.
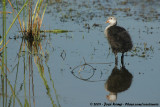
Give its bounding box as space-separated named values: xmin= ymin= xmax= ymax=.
xmin=0 ymin=0 xmax=160 ymax=107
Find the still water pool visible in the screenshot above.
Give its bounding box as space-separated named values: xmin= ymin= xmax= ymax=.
xmin=0 ymin=0 xmax=160 ymax=107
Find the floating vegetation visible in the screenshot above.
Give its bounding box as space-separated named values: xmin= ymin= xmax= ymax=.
xmin=109 ymin=8 xmax=131 ymax=12
xmin=131 ymin=42 xmax=154 ymax=58
xmin=53 ymin=0 xmax=160 ymax=24
xmin=40 ymin=29 xmax=70 ymax=33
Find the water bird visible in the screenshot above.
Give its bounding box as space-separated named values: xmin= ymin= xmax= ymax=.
xmin=105 ymin=59 xmax=133 ymax=102
xmin=104 ymin=16 xmax=133 ymax=64
xmin=105 ymin=65 xmax=133 ymax=102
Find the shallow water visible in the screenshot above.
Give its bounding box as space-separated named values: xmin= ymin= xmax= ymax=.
xmin=0 ymin=0 xmax=160 ymax=107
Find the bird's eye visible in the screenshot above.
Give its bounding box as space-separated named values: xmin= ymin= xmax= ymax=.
xmin=111 ymin=18 xmax=112 ymax=19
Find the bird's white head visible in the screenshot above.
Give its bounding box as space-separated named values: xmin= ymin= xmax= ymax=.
xmin=106 ymin=92 xmax=117 ymax=102
xmin=106 ymin=16 xmax=117 ymax=26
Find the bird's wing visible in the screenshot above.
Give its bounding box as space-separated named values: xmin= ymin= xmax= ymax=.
xmin=107 ymin=26 xmax=133 ymax=52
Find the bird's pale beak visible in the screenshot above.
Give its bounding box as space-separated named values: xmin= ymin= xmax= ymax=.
xmin=106 ymin=95 xmax=109 ymax=99
xmin=106 ymin=20 xmax=110 ymax=23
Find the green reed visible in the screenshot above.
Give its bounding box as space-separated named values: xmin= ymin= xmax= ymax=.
xmin=1 ymin=1 xmax=28 ymax=106
xmin=1 ymin=0 xmax=7 ymax=106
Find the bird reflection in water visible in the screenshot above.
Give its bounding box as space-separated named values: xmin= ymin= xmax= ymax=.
xmin=104 ymin=60 xmax=133 ymax=102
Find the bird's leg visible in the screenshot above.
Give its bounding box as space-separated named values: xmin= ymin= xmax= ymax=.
xmin=121 ymin=53 xmax=124 ymax=67
xmin=115 ymin=53 xmax=118 ymax=66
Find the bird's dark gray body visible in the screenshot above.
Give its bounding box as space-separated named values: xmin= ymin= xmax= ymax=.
xmin=106 ymin=25 xmax=133 ymax=54
xmin=105 ymin=66 xmax=133 ymax=93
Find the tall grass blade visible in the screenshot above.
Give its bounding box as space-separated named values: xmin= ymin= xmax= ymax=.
xmin=33 ymin=0 xmax=43 ymax=26
xmin=0 ymin=40 xmax=10 ymax=52
xmin=39 ymin=3 xmax=47 ymax=29
xmin=34 ymin=56 xmax=57 ymax=107
xmin=32 ymin=0 xmax=40 ymax=21
xmin=46 ymin=62 xmax=61 ymax=107
xmin=1 ymin=71 xmax=23 ymax=107
xmin=0 ymin=0 xmax=28 ymax=45
xmin=8 ymin=0 xmax=23 ymax=31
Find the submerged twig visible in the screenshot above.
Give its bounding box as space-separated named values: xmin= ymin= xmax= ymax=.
xmin=71 ymin=58 xmax=113 ymax=82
